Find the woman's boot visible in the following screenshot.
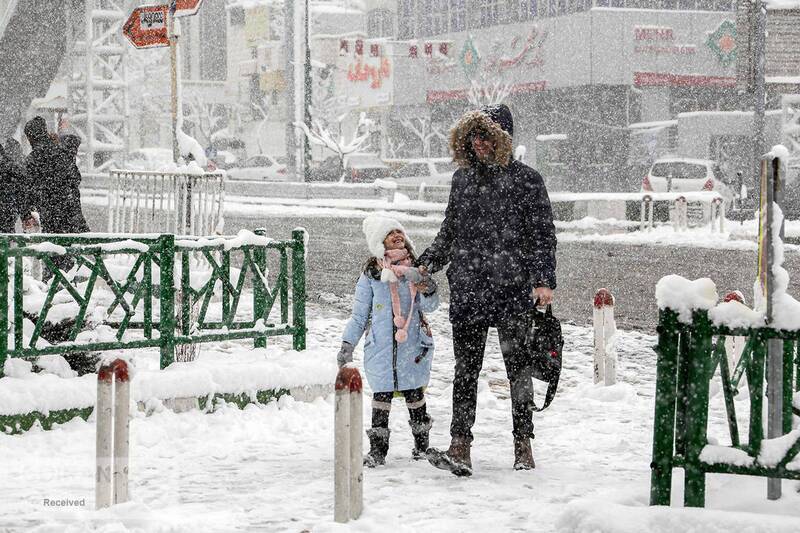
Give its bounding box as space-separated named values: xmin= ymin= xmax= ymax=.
xmin=409 ymin=417 xmax=432 ymax=460
xmin=364 ymin=428 xmax=390 ymax=467
xmin=513 ymin=437 xmax=535 ymax=470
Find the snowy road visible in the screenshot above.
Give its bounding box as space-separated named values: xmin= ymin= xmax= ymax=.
xmin=2 ymin=301 xmax=800 ymax=532
xmin=82 ymin=205 xmax=800 ymax=333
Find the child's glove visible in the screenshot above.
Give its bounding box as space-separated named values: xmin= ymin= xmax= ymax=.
xmin=403 ymin=267 xmax=423 ymax=283
xmin=337 ymin=342 xmax=354 ymax=368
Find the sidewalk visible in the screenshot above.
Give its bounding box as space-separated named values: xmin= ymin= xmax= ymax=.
xmin=2 ymin=300 xmax=799 ymax=531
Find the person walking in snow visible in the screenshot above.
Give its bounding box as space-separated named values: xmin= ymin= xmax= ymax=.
xmin=417 ymin=104 xmax=557 ymax=476
xmin=22 ymin=116 xmax=90 ymax=236
xmin=338 ymin=215 xmax=440 ymax=467
xmin=0 ymin=138 xmax=27 ymax=233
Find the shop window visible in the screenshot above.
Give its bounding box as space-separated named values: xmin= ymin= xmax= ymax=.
xmin=398 ymin=0 xmax=415 ymax=38
xmin=429 ymin=0 xmax=448 ymax=34
xmin=450 ymin=0 xmax=467 ymax=31
xmin=479 ymin=0 xmax=500 ymax=27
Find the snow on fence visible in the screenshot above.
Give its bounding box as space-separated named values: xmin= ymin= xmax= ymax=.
xmin=0 ymin=229 xmax=307 ymax=377
xmin=593 ymin=288 xmax=617 ymax=386
xmin=107 ymin=170 xmax=225 ymax=235
xmin=334 ymin=366 xmax=363 ymax=523
xmin=95 ymin=359 xmax=130 ymax=510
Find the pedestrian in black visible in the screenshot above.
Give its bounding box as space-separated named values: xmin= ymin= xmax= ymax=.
xmin=417 ymin=104 xmax=557 ymax=476
xmin=0 ymin=138 xmax=26 ymax=233
xmin=23 ymin=116 xmax=90 ymax=278
xmin=22 ymin=116 xmax=90 ymax=236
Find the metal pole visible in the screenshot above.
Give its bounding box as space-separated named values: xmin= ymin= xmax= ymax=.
xmin=752 ymin=1 xmax=767 ymax=197
xmin=169 ymin=1 xmax=180 ymax=163
xmin=767 ymin=156 xmax=784 ymax=500
xmin=303 ymin=0 xmax=312 ymax=182
xmin=285 ymin=0 xmax=296 ymax=178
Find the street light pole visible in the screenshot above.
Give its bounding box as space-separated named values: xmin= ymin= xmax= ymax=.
xmin=303 ymin=0 xmax=312 ymax=182
xmin=169 ymin=0 xmax=181 ymax=163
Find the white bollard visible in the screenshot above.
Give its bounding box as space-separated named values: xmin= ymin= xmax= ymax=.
xmin=96 ymin=359 xmax=130 ymax=510
xmin=593 ymin=288 xmax=617 ymax=386
xmin=334 ymin=366 xmax=363 ymax=523
xmin=674 ymin=196 xmax=688 ymax=232
xmin=723 ymin=291 xmax=747 ymax=372
xmin=640 ymin=196 xmax=653 ymax=231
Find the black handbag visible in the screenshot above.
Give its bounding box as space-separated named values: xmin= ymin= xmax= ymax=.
xmin=525 ymin=305 xmax=564 ymax=411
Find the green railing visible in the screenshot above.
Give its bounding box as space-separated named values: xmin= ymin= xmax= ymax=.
xmin=650 ymin=309 xmax=800 ymax=507
xmin=0 ymin=229 xmax=306 ymax=376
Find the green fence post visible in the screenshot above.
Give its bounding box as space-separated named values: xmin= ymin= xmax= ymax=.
xmin=253 ymin=228 xmax=267 ymax=349
xmin=291 ymin=229 xmax=306 ymax=351
xmin=673 ymin=330 xmax=691 ymax=458
xmin=747 ymin=335 xmax=766 ymax=456
xmin=683 ymin=311 xmax=713 ymax=508
xmin=159 ymin=235 xmax=176 ymax=369
xmin=13 ymin=250 xmax=22 ymax=355
xmin=0 ymin=238 xmax=8 ymax=377
xmin=650 ymin=309 xmax=680 ymax=506
xmin=181 ymin=250 xmax=191 ymax=337
xmin=783 ymin=340 xmax=794 ymax=434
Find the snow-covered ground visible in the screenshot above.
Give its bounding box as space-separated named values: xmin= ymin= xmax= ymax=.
xmin=2 ymin=300 xmax=799 ymax=532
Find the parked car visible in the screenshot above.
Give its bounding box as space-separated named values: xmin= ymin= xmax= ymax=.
xmin=307 ymin=153 xmax=392 ymax=182
xmin=225 ymin=154 xmax=288 ymax=181
xmin=385 ymin=158 xmax=457 ymax=185
xmin=641 ymin=158 xmax=734 ymax=204
xmin=344 ymin=153 xmax=392 ymax=182
xmin=125 ymin=148 xmax=175 ymax=171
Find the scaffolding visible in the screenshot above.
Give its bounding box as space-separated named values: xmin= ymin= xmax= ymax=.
xmin=66 ymin=0 xmax=130 ymax=172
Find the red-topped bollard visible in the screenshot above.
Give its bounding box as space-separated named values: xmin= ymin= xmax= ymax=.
xmin=96 ymin=359 xmax=130 ymax=509
xmin=723 ymin=291 xmax=747 ymax=372
xmin=334 ymin=366 xmax=363 ymax=523
xmin=593 ymin=288 xmax=617 ymax=386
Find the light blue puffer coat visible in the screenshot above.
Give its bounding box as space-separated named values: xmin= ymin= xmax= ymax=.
xmin=342 ymin=272 xmax=439 ymax=393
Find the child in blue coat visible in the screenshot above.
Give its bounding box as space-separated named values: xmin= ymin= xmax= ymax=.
xmin=338 ymin=215 xmax=439 ymax=467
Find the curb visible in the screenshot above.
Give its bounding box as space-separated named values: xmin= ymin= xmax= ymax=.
xmin=0 ymin=384 xmax=332 ymax=435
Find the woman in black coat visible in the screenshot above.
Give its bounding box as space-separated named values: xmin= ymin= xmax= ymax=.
xmin=417 ymin=104 xmax=557 ymax=476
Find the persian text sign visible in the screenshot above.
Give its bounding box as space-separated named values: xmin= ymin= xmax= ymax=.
xmin=123 ymin=5 xmax=169 ymax=49
xmin=337 ymin=55 xmax=393 ymax=108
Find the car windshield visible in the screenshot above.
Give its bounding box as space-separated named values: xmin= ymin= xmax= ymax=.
xmin=248 ymin=156 xmax=272 ymax=167
xmin=651 ymin=162 xmax=707 ymax=180
xmin=275 ymin=156 xmax=288 ymax=165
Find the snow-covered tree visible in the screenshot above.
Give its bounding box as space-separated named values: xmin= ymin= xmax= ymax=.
xmin=183 ymin=92 xmax=229 ymax=147
xmin=467 ymin=74 xmax=513 ymax=107
xmin=295 ymin=112 xmax=373 ymax=182
xmin=396 ymin=112 xmax=446 ymax=158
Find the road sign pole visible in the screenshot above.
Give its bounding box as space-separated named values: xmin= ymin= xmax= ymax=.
xmin=169 ymin=2 xmax=180 ymax=163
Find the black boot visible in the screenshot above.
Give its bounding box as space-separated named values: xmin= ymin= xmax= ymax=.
xmin=410 ymin=417 xmax=432 ymax=460
xmin=364 ymin=428 xmax=390 ymax=467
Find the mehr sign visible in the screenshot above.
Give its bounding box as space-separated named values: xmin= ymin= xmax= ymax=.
xmin=336 ymin=38 xmax=393 ymax=108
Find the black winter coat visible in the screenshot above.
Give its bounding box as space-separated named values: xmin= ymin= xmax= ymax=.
xmin=24 ymin=119 xmax=90 ymax=234
xmin=417 ymin=160 xmax=557 ymax=325
xmin=0 ymin=153 xmax=26 ymax=233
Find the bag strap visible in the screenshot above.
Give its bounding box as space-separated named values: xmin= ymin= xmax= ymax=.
xmin=531 ymin=374 xmax=559 ymax=412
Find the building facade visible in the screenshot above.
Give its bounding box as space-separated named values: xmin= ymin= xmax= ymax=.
xmin=362 ymin=0 xmax=753 ymax=191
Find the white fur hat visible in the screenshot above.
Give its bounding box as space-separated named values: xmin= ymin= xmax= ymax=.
xmin=362 ymin=215 xmax=414 ymax=259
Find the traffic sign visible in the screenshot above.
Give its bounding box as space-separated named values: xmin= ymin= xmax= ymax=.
xmin=173 ymin=0 xmax=203 ymax=17
xmin=122 ymin=5 xmax=169 ymax=49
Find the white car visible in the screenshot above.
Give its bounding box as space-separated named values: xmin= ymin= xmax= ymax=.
xmin=226 ymin=154 xmax=288 ymax=181
xmin=641 ymin=158 xmax=734 ymax=203
xmin=385 ymin=158 xmax=457 ymax=185
xmin=125 ymin=148 xmax=175 ymax=171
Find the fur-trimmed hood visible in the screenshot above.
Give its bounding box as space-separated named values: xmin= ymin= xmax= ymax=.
xmin=449 ymin=104 xmax=514 ymax=168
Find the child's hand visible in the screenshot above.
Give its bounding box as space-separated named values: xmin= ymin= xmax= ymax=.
xmin=337 ymin=342 xmax=354 ymax=368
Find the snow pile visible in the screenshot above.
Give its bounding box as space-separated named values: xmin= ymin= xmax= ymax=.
xmin=765 ymin=0 xmax=800 ymax=10
xmin=0 ymin=344 xmax=336 ymax=416
xmin=556 ymin=500 xmax=800 ymax=533
xmin=35 ymin=355 xmax=77 ymax=379
xmin=757 ymin=430 xmax=800 ymax=468
xmin=700 ymin=445 xmax=754 ymax=467
xmin=655 ymin=275 xmax=718 ymax=322
xmin=709 ymin=300 xmax=765 ymax=330
xmin=176 ymin=128 xmax=207 ymax=168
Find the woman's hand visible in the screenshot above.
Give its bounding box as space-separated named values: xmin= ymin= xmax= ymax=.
xmin=533 ymin=286 xmax=554 ymax=307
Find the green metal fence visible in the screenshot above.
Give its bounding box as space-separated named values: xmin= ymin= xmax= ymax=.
xmin=0 ymin=229 xmax=306 ymax=377
xmin=650 ymin=308 xmax=800 ymax=507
